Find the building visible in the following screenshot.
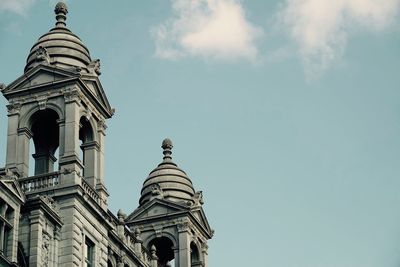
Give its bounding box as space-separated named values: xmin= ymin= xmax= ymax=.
xmin=0 ymin=2 xmax=213 ymax=267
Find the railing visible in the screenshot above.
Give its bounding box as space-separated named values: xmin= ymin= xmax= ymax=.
xmin=20 ymin=172 xmax=60 ymax=193
xmin=81 ymin=178 xmax=100 ymax=204
xmin=123 ymin=228 xmax=151 ymax=264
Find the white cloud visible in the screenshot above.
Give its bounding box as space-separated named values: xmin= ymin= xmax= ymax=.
xmin=0 ymin=0 xmax=36 ymax=16
xmin=279 ymin=0 xmax=400 ymax=76
xmin=152 ymin=0 xmax=262 ymax=61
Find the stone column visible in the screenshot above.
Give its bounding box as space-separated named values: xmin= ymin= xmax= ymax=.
xmin=0 ymin=203 xmax=6 ymax=253
xmin=52 ymin=226 xmax=61 ymax=267
xmin=16 ymin=127 xmax=32 ymax=177
xmin=80 ymin=141 xmax=99 ymax=187
xmin=9 ymin=206 xmax=20 ymax=262
xmin=177 ymin=222 xmax=191 ymax=267
xmin=95 ymin=119 xmax=109 ymax=208
xmin=28 ymin=209 xmax=44 ymax=266
xmin=32 ymin=153 xmax=57 ymax=175
xmin=5 ymin=103 xmax=20 ymax=171
xmin=201 ymin=244 xmax=208 ymax=267
xmin=173 ymin=247 xmax=180 ymax=267
xmin=59 ymin=87 xmax=83 ymax=185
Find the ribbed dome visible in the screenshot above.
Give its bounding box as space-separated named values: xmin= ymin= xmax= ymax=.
xmin=139 ymin=139 xmax=195 ymax=206
xmin=24 ymin=2 xmax=91 ymax=72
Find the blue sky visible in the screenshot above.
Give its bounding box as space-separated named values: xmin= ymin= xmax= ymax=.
xmin=1 ymin=0 xmax=400 ymax=266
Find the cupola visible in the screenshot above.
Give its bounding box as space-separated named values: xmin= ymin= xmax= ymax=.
xmin=24 ymin=2 xmax=93 ymax=72
xmin=139 ymin=139 xmax=196 ymax=206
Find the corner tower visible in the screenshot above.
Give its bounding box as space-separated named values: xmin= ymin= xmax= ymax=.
xmin=125 ymin=139 xmax=214 ymax=267
xmin=1 ymin=3 xmax=115 ymax=266
xmin=1 ymin=2 xmax=113 ymax=201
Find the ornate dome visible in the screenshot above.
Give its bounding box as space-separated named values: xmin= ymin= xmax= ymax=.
xmin=24 ymin=2 xmax=92 ymax=72
xmin=139 ymin=139 xmax=196 ymax=206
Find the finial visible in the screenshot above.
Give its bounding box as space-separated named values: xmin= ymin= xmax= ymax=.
xmin=54 ymin=2 xmax=68 ymax=28
xmin=161 ymin=138 xmax=173 ymax=162
xmin=117 ymin=209 xmax=126 ymax=222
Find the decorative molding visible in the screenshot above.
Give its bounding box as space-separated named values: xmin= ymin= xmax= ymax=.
xmin=63 ymin=87 xmax=82 ymax=103
xmin=6 ymin=101 xmax=22 ymax=115
xmin=193 ymin=191 xmax=204 ymax=206
xmin=36 ymin=96 xmax=48 ymax=110
xmin=39 ymin=195 xmax=60 ymax=214
xmin=88 ymin=59 xmax=101 ymax=75
xmin=97 ymin=119 xmax=107 ymax=132
xmin=150 ymin=183 xmax=164 ymax=201
xmin=41 ymin=232 xmax=51 ymax=267
xmin=35 ymin=46 xmax=50 ymax=65
xmin=17 ymin=127 xmax=33 ymax=139
xmin=0 ymin=83 xmax=6 ymax=91
xmin=177 ymin=220 xmax=190 ymax=233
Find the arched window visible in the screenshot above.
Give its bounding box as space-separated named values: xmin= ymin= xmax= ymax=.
xmin=29 ymin=109 xmax=60 ymax=175
xmin=149 ymin=237 xmax=175 ymax=267
xmin=79 ymin=117 xmax=94 ymax=179
xmin=190 ymin=242 xmax=201 ymax=267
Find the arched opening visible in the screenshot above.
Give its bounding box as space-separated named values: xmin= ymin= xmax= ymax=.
xmin=29 ymin=109 xmax=59 ymax=175
xmin=79 ymin=116 xmax=94 ymax=178
xmin=149 ymin=237 xmax=175 ymax=267
xmin=190 ymin=242 xmax=201 ymax=266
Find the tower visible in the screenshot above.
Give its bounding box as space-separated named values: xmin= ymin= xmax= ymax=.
xmin=1 ymin=2 xmax=114 ymax=266
xmin=125 ymin=139 xmax=213 ymax=267
xmin=0 ymin=2 xmax=213 ymax=267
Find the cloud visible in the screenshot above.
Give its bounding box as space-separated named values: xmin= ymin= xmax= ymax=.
xmin=0 ymin=0 xmax=36 ymax=16
xmin=152 ymin=0 xmax=263 ymax=61
xmin=279 ymin=0 xmax=400 ymax=76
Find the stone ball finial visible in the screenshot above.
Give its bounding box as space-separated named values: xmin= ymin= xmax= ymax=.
xmin=117 ymin=209 xmax=126 ymax=221
xmin=55 ymin=2 xmax=68 ymax=14
xmin=162 ymin=138 xmax=173 ymax=150
xmin=54 ymin=2 xmax=68 ymax=27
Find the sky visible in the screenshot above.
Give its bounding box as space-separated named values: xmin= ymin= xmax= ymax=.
xmin=0 ymin=0 xmax=400 ymax=266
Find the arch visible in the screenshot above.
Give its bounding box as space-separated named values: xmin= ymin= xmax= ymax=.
xmin=107 ymin=260 xmax=115 ymax=267
xmin=79 ymin=116 xmax=94 ymax=143
xmin=190 ymin=242 xmax=200 ymax=265
xmin=144 ymin=231 xmax=178 ymax=249
xmin=28 ymin=109 xmax=60 ymax=175
xmin=79 ymin=116 xmax=96 ymax=180
xmin=19 ymin=103 xmax=64 ymax=130
xmin=148 ymin=236 xmax=175 ymax=267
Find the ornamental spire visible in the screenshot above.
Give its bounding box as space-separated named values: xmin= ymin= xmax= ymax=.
xmin=54 ymin=2 xmax=68 ymax=28
xmin=161 ymin=138 xmax=173 ymax=162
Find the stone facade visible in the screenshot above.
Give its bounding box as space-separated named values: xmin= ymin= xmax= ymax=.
xmin=0 ymin=2 xmax=212 ymax=267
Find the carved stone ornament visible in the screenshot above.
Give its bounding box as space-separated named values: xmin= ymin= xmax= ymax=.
xmin=37 ymin=96 xmax=48 ymax=110
xmin=0 ymin=83 xmax=6 ymax=91
xmin=63 ymin=87 xmax=82 ymax=103
xmin=41 ymin=232 xmax=51 ymax=267
xmin=177 ymin=221 xmax=190 ymax=232
xmin=193 ymin=191 xmax=204 ymax=206
xmin=88 ymin=59 xmax=101 ymax=75
xmin=150 ymin=183 xmax=164 ymax=200
xmin=40 ymin=195 xmax=60 ymax=214
xmin=97 ymin=119 xmax=107 ymax=131
xmin=85 ymin=107 xmax=93 ymax=121
xmin=35 ymin=46 xmax=50 ymax=65
xmin=6 ymin=101 xmax=22 ymax=114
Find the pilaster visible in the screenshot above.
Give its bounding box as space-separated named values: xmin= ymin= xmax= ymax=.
xmin=5 ymin=102 xmax=21 ymax=171
xmin=177 ymin=221 xmax=191 ymax=267
xmin=28 ymin=209 xmax=44 ymax=266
